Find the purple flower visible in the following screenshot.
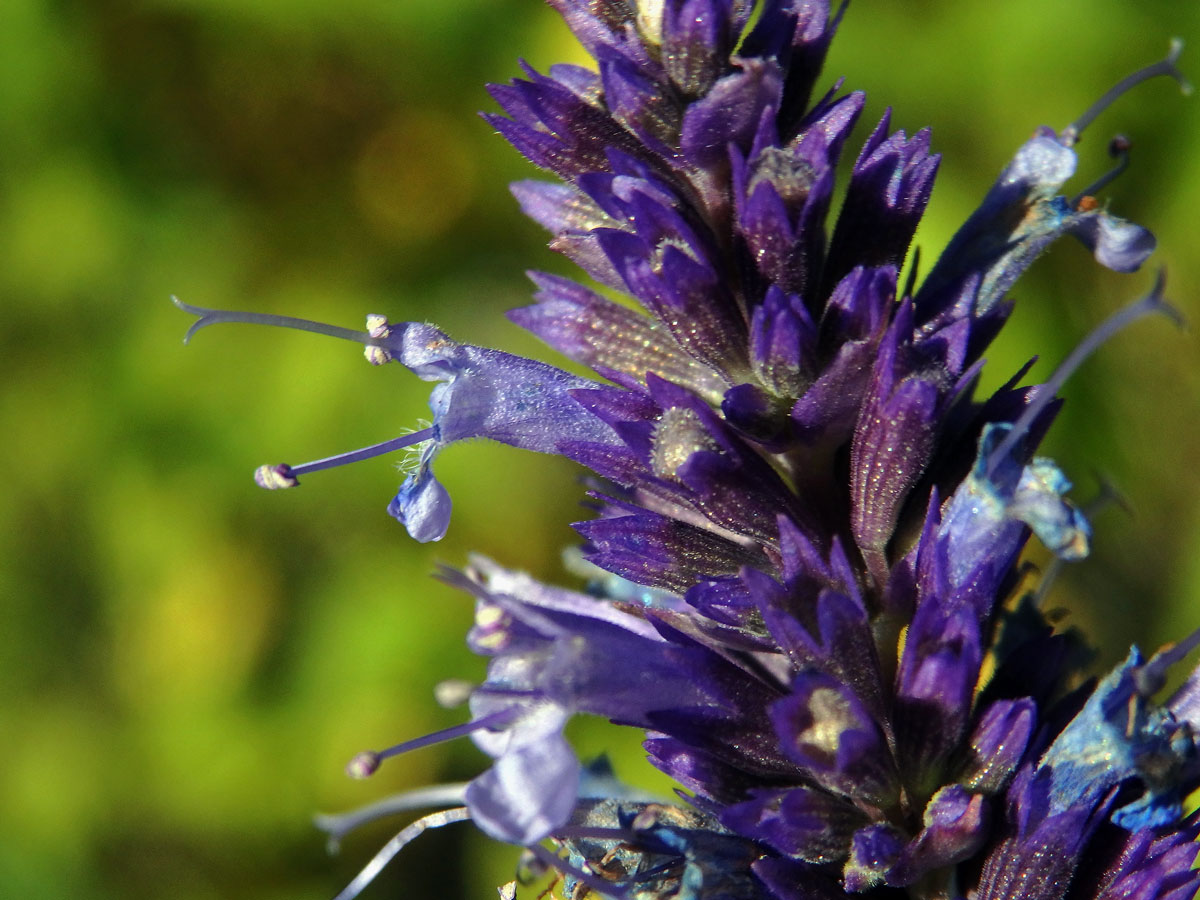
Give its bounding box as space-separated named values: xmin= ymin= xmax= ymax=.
xmin=180 ymin=5 xmax=1197 ymax=900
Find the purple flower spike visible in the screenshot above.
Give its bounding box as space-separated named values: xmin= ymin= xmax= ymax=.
xmin=183 ymin=11 xmax=1198 ymax=900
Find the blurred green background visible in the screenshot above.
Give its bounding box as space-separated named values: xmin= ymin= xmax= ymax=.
xmin=1 ymin=1 xmax=1198 ymax=898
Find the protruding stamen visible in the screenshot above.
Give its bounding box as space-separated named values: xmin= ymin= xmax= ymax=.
xmin=364 ymin=314 xmax=392 ymax=366
xmin=330 ymin=807 xmax=472 ymax=900
xmin=345 ymin=751 xmax=381 ymax=780
xmin=174 ymin=297 xmax=403 ymax=368
xmin=254 ymin=464 xmax=298 ymax=490
xmin=1060 ymin=39 xmax=1191 ymax=147
xmin=987 ymin=270 xmax=1180 ymax=476
xmin=344 ymin=708 xmax=522 ymax=780
xmin=314 ymin=783 xmax=471 ymax=848
xmin=254 ymin=429 xmax=435 ymax=491
xmin=173 ymin=296 xmax=376 ymax=345
xmin=1070 ymin=134 xmax=1132 ymax=207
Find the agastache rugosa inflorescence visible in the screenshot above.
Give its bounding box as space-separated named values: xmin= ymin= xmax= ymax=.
xmin=178 ymin=3 xmax=1198 ymax=898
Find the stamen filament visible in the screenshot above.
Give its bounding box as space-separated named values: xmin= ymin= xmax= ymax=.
xmin=346 ymin=707 xmax=522 ymax=779
xmin=287 ymin=429 xmax=435 ymax=479
xmin=314 ymin=783 xmax=471 ymax=847
xmin=1070 ymin=135 xmax=1131 ymax=207
xmin=173 ymin=296 xmax=380 ymax=346
xmin=1060 ymin=39 xmax=1191 ymax=147
xmin=255 ymin=429 xmax=436 ymax=490
xmin=986 ymin=270 xmax=1180 ymax=476
xmin=330 ymin=807 xmax=472 ymax=900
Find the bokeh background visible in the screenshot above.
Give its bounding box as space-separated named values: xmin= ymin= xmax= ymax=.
xmin=2 ymin=1 xmax=1199 ymax=898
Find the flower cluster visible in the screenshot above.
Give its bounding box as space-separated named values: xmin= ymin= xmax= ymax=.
xmin=179 ymin=2 xmax=1197 ymax=899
